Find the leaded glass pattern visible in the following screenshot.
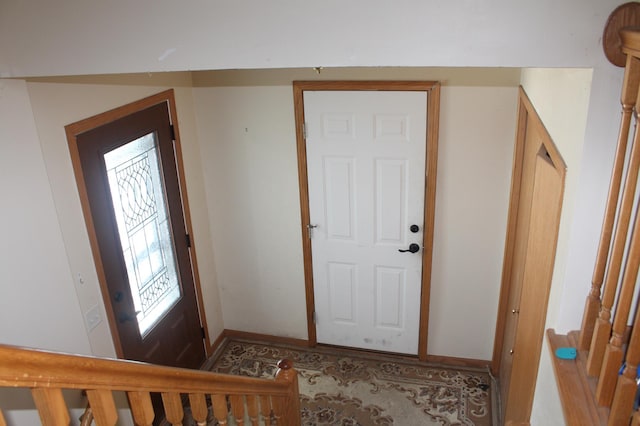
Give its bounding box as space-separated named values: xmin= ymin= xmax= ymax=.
xmin=104 ymin=133 xmax=181 ymax=336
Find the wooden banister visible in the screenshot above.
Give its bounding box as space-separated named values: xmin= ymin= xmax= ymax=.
xmin=188 ymin=393 xmax=208 ymax=425
xmin=609 ymin=291 xmax=640 ymax=426
xmin=127 ymin=391 xmax=154 ymax=425
xmin=212 ymin=394 xmax=229 ymax=425
xmin=552 ymin=13 xmax=640 ymax=425
xmin=587 ymin=86 xmax=640 ymax=377
xmin=274 ymin=359 xmax=301 ymax=425
xmin=578 ymin=53 xmax=640 ymax=351
xmin=0 ymin=343 xmax=301 ymax=426
xmin=597 ymin=195 xmax=640 ymax=407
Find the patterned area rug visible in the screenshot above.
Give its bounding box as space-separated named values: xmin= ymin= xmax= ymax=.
xmin=206 ymin=339 xmax=493 ymax=425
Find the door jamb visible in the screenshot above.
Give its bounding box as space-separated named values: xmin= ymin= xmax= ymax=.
xmin=292 ymin=81 xmax=441 ymax=360
xmin=65 ymin=89 xmax=213 ymax=358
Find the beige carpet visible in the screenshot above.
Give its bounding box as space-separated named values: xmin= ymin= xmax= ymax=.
xmin=205 ymin=339 xmax=494 ymax=425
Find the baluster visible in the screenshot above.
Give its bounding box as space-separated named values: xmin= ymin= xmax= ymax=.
xmin=274 ymin=359 xmax=301 ymax=426
xmin=212 ymin=394 xmax=229 ymax=425
xmin=609 ymin=292 xmax=640 ymax=424
xmin=31 ymin=388 xmax=70 ymax=426
xmin=188 ymin=393 xmax=209 ymax=426
xmin=597 ymin=195 xmax=640 ymax=406
xmin=161 ymin=392 xmax=184 ymax=426
xmin=86 ymin=389 xmax=118 ymax=425
xmin=127 ymin=391 xmax=155 ymax=426
xmin=259 ymin=395 xmax=272 ymax=426
xmin=579 ymin=54 xmax=640 ymax=350
xmin=246 ymin=395 xmax=259 ymax=426
xmin=587 ymin=72 xmax=640 ymax=377
xmin=230 ymin=395 xmax=245 ymax=425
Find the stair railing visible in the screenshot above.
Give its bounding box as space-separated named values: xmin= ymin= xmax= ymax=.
xmin=0 ymin=343 xmax=301 ymax=426
xmin=563 ymin=27 xmax=640 ymax=426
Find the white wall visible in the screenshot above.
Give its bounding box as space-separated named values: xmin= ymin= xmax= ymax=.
xmin=193 ymin=85 xmax=308 ymax=338
xmin=429 ymin=85 xmax=516 ymax=359
xmin=0 ymin=0 xmax=623 ymax=77
xmin=0 ymin=79 xmax=93 ymax=424
xmin=193 ymin=69 xmax=518 ymax=360
xmin=519 ymin=69 xmax=594 ymax=425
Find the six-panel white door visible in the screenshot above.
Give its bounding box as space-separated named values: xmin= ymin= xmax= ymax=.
xmin=304 ymin=90 xmax=427 ymax=354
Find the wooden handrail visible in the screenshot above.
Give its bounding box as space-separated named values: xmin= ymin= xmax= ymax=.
xmin=0 ymin=343 xmax=301 ymax=425
xmin=0 ymin=344 xmax=289 ymax=395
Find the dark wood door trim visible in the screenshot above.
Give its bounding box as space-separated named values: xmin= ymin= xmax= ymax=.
xmin=292 ymin=81 xmax=441 ymax=361
xmin=66 ymin=89 xmax=213 ymax=359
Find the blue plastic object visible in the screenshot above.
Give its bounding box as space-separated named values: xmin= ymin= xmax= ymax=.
xmin=555 ymin=347 xmax=577 ymax=360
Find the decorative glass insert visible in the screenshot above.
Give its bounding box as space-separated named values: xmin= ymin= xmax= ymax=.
xmin=104 ymin=133 xmax=181 ymax=336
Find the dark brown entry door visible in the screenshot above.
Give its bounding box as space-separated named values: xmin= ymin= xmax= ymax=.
xmin=75 ymin=100 xmax=205 ymax=369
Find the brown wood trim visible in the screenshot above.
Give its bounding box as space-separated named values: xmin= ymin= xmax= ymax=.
xmin=546 ymin=329 xmax=608 ymax=425
xmin=425 ymin=354 xmax=491 ymax=370
xmin=209 ymin=329 xmax=227 ymax=355
xmin=293 ymin=80 xmax=440 ymax=358
xmin=219 ymin=330 xmax=489 ymax=370
xmin=418 ymin=82 xmax=441 ymax=361
xmin=223 ymin=329 xmax=311 ymax=348
xmin=165 ymin=92 xmax=212 ymax=356
xmin=292 ymin=81 xmax=439 ymax=92
xmin=518 ymin=87 xmax=567 ymax=170
xmin=491 ymin=92 xmax=528 ymax=375
xmin=65 ymin=89 xmax=209 ymax=358
xmin=292 ymin=83 xmax=317 ymax=345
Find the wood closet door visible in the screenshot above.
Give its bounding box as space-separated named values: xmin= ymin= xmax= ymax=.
xmin=497 ymin=89 xmax=565 ymax=425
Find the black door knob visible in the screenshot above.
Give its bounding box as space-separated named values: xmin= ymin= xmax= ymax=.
xmin=399 ymin=243 xmax=420 ymax=253
xmin=410 ymin=224 xmax=420 ymax=233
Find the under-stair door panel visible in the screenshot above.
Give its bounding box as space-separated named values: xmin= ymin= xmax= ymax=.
xmin=305 ymin=90 xmax=427 ymax=355
xmin=496 ymin=89 xmax=566 ymax=424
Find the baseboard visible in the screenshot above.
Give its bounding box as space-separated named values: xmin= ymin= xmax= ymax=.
xmin=208 ymin=329 xmax=227 ymax=355
xmin=218 ymin=330 xmax=489 ymax=370
xmin=425 ymin=354 xmax=491 ymax=369
xmin=222 ymin=329 xmax=311 ymax=348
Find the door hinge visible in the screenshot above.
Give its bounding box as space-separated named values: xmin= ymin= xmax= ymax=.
xmin=303 ymin=122 xmax=307 ymax=139
xmin=201 ymin=326 xmax=206 ymax=339
xmin=312 ymin=311 xmax=317 ymax=324
xmin=307 ymin=223 xmax=318 ymax=239
xmin=169 ymin=125 xmax=176 ymax=141
xmin=185 ymin=233 xmax=192 ymax=248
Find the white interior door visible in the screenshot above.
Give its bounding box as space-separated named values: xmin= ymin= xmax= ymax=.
xmin=304 ymin=90 xmax=427 ymax=354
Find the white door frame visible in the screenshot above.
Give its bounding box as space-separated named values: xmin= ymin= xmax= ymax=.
xmin=293 ymin=81 xmax=441 ymax=361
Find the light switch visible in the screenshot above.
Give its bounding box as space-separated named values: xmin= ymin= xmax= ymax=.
xmin=85 ymin=304 xmax=102 ymax=332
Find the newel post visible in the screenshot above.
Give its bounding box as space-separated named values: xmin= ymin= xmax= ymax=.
xmin=275 ymin=359 xmax=301 ymax=426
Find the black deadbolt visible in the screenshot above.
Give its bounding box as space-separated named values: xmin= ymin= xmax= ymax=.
xmin=410 ymin=224 xmax=420 ymax=233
